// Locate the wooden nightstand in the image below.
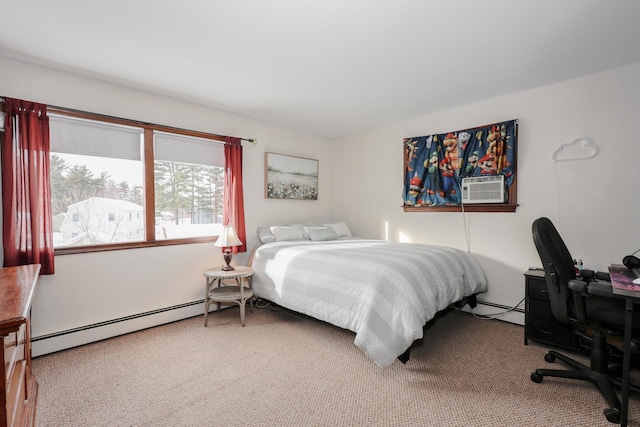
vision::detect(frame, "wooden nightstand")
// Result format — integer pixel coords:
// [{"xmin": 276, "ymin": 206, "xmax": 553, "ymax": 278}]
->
[{"xmin": 203, "ymin": 266, "xmax": 254, "ymax": 327}]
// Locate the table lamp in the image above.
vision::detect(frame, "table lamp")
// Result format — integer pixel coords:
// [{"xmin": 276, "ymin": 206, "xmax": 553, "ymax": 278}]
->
[{"xmin": 214, "ymin": 225, "xmax": 243, "ymax": 271}]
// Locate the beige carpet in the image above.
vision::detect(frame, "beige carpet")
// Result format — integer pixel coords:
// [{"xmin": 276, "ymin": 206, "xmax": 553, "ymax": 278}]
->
[{"xmin": 33, "ymin": 306, "xmax": 640, "ymax": 426}]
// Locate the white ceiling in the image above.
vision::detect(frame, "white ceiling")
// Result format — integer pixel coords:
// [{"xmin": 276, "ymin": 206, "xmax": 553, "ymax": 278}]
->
[{"xmin": 1, "ymin": 1, "xmax": 640, "ymax": 139}]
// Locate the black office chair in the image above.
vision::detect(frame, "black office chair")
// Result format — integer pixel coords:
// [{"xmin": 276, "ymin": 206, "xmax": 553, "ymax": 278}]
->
[{"xmin": 530, "ymin": 217, "xmax": 640, "ymax": 423}]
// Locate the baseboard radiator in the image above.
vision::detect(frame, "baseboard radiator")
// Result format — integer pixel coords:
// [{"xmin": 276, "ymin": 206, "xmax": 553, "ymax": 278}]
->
[
  {"xmin": 465, "ymin": 298, "xmax": 525, "ymax": 325},
  {"xmin": 32, "ymin": 297, "xmax": 524, "ymax": 357},
  {"xmin": 32, "ymin": 299, "xmax": 206, "ymax": 357}
]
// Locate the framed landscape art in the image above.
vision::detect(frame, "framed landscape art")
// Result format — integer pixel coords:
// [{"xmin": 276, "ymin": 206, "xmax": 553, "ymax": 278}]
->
[{"xmin": 265, "ymin": 152, "xmax": 318, "ymax": 200}]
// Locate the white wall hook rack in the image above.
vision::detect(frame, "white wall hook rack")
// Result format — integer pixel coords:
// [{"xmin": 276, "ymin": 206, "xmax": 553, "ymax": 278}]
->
[{"xmin": 552, "ymin": 137, "xmax": 599, "ymax": 162}]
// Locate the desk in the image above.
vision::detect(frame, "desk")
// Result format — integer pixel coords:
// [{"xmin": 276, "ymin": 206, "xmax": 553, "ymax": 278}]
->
[
  {"xmin": 203, "ymin": 266, "xmax": 254, "ymax": 327},
  {"xmin": 609, "ymin": 264, "xmax": 640, "ymax": 427}
]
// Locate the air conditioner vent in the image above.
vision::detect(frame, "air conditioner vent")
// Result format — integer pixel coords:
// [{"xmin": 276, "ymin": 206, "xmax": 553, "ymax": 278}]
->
[{"xmin": 461, "ymin": 175, "xmax": 505, "ymax": 204}]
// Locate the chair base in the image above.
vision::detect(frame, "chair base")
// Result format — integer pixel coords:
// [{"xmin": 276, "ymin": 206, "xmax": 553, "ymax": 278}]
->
[{"xmin": 531, "ymin": 349, "xmax": 640, "ymax": 424}]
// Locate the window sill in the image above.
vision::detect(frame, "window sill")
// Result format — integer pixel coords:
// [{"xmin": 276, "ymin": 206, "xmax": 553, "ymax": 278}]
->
[
  {"xmin": 403, "ymin": 204, "xmax": 518, "ymax": 213},
  {"xmin": 54, "ymin": 236, "xmax": 216, "ymax": 255}
]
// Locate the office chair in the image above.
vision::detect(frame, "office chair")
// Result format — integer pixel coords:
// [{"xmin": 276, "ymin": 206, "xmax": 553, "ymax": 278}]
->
[{"xmin": 530, "ymin": 217, "xmax": 640, "ymax": 423}]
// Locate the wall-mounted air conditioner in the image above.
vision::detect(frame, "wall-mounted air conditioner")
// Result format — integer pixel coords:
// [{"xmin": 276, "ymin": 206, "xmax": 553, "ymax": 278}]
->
[{"xmin": 461, "ymin": 175, "xmax": 505, "ymax": 204}]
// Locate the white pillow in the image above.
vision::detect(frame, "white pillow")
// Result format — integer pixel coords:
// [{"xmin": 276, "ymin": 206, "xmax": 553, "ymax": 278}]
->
[
  {"xmin": 304, "ymin": 226, "xmax": 339, "ymax": 241},
  {"xmin": 323, "ymin": 221, "xmax": 352, "ymax": 238},
  {"xmin": 288, "ymin": 222, "xmax": 318, "ymax": 240},
  {"xmin": 257, "ymin": 226, "xmax": 276, "ymax": 244},
  {"xmin": 270, "ymin": 226, "xmax": 305, "ymax": 241}
]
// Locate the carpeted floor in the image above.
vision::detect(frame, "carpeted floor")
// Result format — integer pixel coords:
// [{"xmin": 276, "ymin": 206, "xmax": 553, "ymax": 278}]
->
[{"xmin": 33, "ymin": 305, "xmax": 640, "ymax": 426}]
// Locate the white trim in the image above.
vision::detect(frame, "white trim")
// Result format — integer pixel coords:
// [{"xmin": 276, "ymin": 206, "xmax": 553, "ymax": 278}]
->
[{"xmin": 32, "ymin": 303, "xmax": 206, "ymax": 357}]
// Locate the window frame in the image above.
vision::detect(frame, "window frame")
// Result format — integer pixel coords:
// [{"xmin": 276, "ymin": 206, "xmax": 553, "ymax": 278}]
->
[{"xmin": 50, "ymin": 107, "xmax": 226, "ymax": 255}]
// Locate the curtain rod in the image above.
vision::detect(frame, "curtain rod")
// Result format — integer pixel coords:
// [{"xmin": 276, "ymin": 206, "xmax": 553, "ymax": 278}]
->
[
  {"xmin": 403, "ymin": 118, "xmax": 519, "ymax": 141},
  {"xmin": 0, "ymin": 96, "xmax": 257, "ymax": 145}
]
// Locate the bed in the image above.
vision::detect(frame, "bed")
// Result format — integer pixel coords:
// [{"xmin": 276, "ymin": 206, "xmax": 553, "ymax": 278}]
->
[{"xmin": 249, "ymin": 222, "xmax": 488, "ymax": 367}]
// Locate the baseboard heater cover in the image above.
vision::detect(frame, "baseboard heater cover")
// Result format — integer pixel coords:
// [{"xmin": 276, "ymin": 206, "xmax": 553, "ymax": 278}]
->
[
  {"xmin": 32, "ymin": 298, "xmax": 523, "ymax": 356},
  {"xmin": 464, "ymin": 298, "xmax": 525, "ymax": 326},
  {"xmin": 32, "ymin": 299, "xmax": 207, "ymax": 357},
  {"xmin": 475, "ymin": 298, "xmax": 525, "ymax": 314}
]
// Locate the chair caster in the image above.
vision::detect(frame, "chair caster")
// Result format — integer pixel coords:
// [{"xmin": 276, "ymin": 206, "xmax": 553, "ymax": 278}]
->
[
  {"xmin": 531, "ymin": 372, "xmax": 543, "ymax": 383},
  {"xmin": 544, "ymin": 353, "xmax": 556, "ymax": 363},
  {"xmin": 603, "ymin": 408, "xmax": 620, "ymax": 424}
]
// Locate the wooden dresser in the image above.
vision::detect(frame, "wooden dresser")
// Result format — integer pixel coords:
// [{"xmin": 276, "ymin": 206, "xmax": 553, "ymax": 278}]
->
[{"xmin": 0, "ymin": 264, "xmax": 40, "ymax": 427}]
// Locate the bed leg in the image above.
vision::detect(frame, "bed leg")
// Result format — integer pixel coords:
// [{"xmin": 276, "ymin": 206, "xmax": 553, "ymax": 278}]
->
[
  {"xmin": 398, "ymin": 348, "xmax": 411, "ymax": 364},
  {"xmin": 467, "ymin": 294, "xmax": 477, "ymax": 308}
]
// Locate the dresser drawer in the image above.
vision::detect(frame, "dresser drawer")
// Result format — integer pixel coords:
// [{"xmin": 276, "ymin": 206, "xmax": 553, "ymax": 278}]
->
[
  {"xmin": 526, "ymin": 298, "xmax": 574, "ymax": 346},
  {"xmin": 6, "ymin": 359, "xmax": 27, "ymax": 426},
  {"xmin": 526, "ymin": 275, "xmax": 551, "ymax": 302},
  {"xmin": 4, "ymin": 331, "xmax": 16, "ymax": 380},
  {"xmin": 4, "ymin": 324, "xmax": 26, "ymax": 390}
]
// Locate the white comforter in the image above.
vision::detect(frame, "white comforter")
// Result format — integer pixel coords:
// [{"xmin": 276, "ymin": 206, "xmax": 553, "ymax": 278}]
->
[{"xmin": 251, "ymin": 239, "xmax": 488, "ymax": 367}]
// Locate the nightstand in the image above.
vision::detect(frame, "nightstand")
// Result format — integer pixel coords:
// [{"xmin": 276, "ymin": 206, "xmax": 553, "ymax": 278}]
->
[{"xmin": 203, "ymin": 266, "xmax": 254, "ymax": 327}]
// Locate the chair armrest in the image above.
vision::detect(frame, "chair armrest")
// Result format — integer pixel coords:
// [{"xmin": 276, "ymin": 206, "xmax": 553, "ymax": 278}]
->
[
  {"xmin": 571, "ymin": 278, "xmax": 622, "ymax": 300},
  {"xmin": 569, "ymin": 279, "xmax": 628, "ymax": 326},
  {"xmin": 585, "ymin": 280, "xmax": 628, "ymax": 302},
  {"xmin": 569, "ymin": 279, "xmax": 589, "ymax": 323},
  {"xmin": 568, "ymin": 279, "xmax": 587, "ymax": 293},
  {"xmin": 586, "ymin": 281, "xmax": 614, "ymax": 298}
]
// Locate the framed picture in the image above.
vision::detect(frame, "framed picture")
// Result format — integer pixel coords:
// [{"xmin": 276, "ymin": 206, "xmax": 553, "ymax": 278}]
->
[{"xmin": 265, "ymin": 152, "xmax": 318, "ymax": 200}]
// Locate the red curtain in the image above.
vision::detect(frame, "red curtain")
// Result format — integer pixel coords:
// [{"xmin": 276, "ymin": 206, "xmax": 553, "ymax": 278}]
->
[
  {"xmin": 1, "ymin": 98, "xmax": 55, "ymax": 274},
  {"xmin": 223, "ymin": 137, "xmax": 246, "ymax": 253}
]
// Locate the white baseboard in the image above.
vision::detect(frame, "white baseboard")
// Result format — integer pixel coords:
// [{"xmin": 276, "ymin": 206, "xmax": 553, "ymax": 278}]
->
[
  {"xmin": 32, "ymin": 298, "xmax": 525, "ymax": 358},
  {"xmin": 32, "ymin": 302, "xmax": 206, "ymax": 357},
  {"xmin": 461, "ymin": 299, "xmax": 525, "ymax": 326}
]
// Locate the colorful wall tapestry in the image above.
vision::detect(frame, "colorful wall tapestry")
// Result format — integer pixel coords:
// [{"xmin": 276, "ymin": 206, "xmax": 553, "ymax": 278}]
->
[{"xmin": 403, "ymin": 119, "xmax": 518, "ymax": 207}]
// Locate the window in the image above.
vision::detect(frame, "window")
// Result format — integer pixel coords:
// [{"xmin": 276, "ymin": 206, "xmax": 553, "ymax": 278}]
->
[
  {"xmin": 153, "ymin": 132, "xmax": 225, "ymax": 240},
  {"xmin": 48, "ymin": 111, "xmax": 226, "ymax": 253},
  {"xmin": 49, "ymin": 114, "xmax": 145, "ymax": 248}
]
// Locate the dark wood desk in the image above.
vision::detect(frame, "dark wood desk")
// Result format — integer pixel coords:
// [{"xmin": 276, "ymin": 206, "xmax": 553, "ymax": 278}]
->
[{"xmin": 609, "ymin": 264, "xmax": 640, "ymax": 427}]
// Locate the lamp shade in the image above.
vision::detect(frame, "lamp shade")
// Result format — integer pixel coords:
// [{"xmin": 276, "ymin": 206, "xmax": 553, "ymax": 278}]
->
[{"xmin": 214, "ymin": 225, "xmax": 243, "ymax": 247}]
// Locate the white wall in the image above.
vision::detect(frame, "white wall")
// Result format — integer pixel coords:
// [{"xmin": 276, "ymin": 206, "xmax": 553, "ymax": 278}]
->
[
  {"xmin": 3, "ymin": 56, "xmax": 640, "ymax": 353},
  {"xmin": 332, "ymin": 62, "xmax": 640, "ymax": 321},
  {"xmin": 0, "ymin": 58, "xmax": 334, "ymax": 354}
]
